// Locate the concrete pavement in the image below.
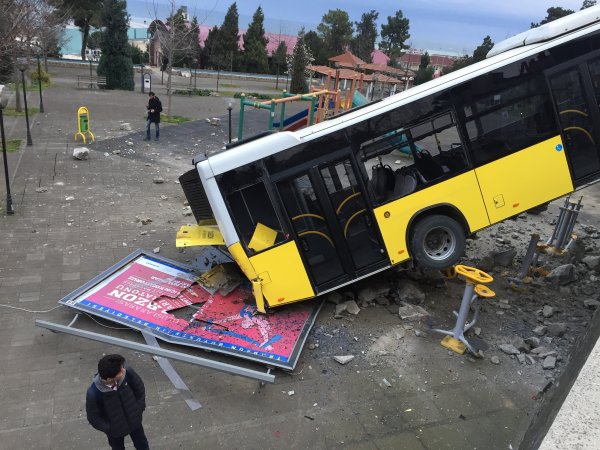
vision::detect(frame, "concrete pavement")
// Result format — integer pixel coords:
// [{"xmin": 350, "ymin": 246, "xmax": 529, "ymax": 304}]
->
[{"xmin": 0, "ymin": 65, "xmax": 590, "ymax": 449}]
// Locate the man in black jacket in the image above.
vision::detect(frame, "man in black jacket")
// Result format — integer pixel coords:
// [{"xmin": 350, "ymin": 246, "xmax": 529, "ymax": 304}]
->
[
  {"xmin": 145, "ymin": 92, "xmax": 162, "ymax": 141},
  {"xmin": 86, "ymin": 354, "xmax": 150, "ymax": 450}
]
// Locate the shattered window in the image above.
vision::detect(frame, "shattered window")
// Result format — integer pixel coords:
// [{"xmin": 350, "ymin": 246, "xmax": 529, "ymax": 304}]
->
[{"xmin": 227, "ymin": 182, "xmax": 285, "ymax": 254}]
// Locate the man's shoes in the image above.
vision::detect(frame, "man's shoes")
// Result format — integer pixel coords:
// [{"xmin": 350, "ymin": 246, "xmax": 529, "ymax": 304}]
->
[
  {"xmin": 144, "ymin": 138, "xmax": 151, "ymax": 141},
  {"xmin": 154, "ymin": 138, "xmax": 159, "ymax": 141}
]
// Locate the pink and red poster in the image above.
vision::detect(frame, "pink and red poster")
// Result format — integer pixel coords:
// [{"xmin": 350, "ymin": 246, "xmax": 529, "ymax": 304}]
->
[{"xmin": 61, "ymin": 251, "xmax": 320, "ymax": 369}]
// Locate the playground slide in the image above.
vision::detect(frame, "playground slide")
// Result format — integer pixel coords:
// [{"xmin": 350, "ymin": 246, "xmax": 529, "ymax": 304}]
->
[
  {"xmin": 352, "ymin": 91, "xmax": 369, "ymax": 107},
  {"xmin": 284, "ymin": 117, "xmax": 308, "ymax": 132},
  {"xmin": 273, "ymin": 109, "xmax": 309, "ymax": 129}
]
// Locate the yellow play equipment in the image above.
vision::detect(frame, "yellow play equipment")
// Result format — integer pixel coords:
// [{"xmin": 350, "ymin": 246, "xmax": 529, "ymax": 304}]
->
[
  {"xmin": 435, "ymin": 265, "xmax": 496, "ymax": 355},
  {"xmin": 74, "ymin": 106, "xmax": 94, "ymax": 143}
]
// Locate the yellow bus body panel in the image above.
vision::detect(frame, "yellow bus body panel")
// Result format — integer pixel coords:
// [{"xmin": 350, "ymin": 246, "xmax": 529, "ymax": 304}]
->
[
  {"xmin": 228, "ymin": 242, "xmax": 258, "ymax": 280},
  {"xmin": 373, "ymin": 171, "xmax": 490, "ymax": 265},
  {"xmin": 475, "ymin": 136, "xmax": 573, "ymax": 223},
  {"xmin": 249, "ymin": 241, "xmax": 315, "ymax": 306}
]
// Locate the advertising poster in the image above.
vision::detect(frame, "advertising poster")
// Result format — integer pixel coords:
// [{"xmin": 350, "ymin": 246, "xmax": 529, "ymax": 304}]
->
[{"xmin": 60, "ymin": 250, "xmax": 321, "ymax": 370}]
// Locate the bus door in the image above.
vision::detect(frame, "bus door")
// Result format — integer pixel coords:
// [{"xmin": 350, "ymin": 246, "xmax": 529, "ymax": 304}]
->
[
  {"xmin": 547, "ymin": 58, "xmax": 600, "ymax": 185},
  {"xmin": 277, "ymin": 159, "xmax": 387, "ymax": 293}
]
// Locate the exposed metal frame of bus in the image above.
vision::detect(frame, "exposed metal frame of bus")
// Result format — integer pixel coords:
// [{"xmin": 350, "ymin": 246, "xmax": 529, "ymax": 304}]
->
[{"xmin": 35, "ymin": 317, "xmax": 276, "ymax": 384}]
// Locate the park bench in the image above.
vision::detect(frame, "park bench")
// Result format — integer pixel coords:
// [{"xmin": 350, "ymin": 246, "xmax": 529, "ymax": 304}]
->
[{"xmin": 76, "ymin": 75, "xmax": 107, "ymax": 90}]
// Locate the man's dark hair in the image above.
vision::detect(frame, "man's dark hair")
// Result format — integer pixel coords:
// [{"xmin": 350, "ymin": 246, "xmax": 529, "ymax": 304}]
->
[
  {"xmin": 98, "ymin": 354, "xmax": 125, "ymax": 379},
  {"xmin": 148, "ymin": 91, "xmax": 155, "ymax": 96}
]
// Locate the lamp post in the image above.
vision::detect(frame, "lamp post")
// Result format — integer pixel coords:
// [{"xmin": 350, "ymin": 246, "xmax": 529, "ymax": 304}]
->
[
  {"xmin": 193, "ymin": 58, "xmax": 198, "ymax": 91},
  {"xmin": 35, "ymin": 51, "xmax": 45, "ymax": 113},
  {"xmin": 89, "ymin": 58, "xmax": 93, "ymax": 88},
  {"xmin": 0, "ymin": 91, "xmax": 15, "ymax": 215},
  {"xmin": 227, "ymin": 101, "xmax": 232, "ymax": 143},
  {"xmin": 16, "ymin": 58, "xmax": 32, "ymax": 146}
]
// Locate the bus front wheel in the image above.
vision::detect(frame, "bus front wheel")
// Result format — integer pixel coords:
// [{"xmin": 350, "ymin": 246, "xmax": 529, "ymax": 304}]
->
[{"xmin": 410, "ymin": 215, "xmax": 466, "ymax": 269}]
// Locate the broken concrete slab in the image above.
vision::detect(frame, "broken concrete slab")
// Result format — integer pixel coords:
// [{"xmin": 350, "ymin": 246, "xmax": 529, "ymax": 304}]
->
[
  {"xmin": 546, "ymin": 264, "xmax": 577, "ymax": 285},
  {"xmin": 73, "ymin": 147, "xmax": 89, "ymax": 160},
  {"xmin": 397, "ymin": 281, "xmax": 426, "ymax": 304},
  {"xmin": 542, "ymin": 356, "xmax": 557, "ymax": 370},
  {"xmin": 499, "ymin": 344, "xmax": 520, "ymax": 355},
  {"xmin": 333, "ymin": 355, "xmax": 355, "ymax": 365},
  {"xmin": 398, "ymin": 302, "xmax": 429, "ymax": 320}
]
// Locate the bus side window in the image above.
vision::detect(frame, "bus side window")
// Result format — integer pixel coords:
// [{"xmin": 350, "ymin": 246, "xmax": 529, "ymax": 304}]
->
[
  {"xmin": 227, "ymin": 183, "xmax": 285, "ymax": 254},
  {"xmin": 461, "ymin": 73, "xmax": 556, "ymax": 166}
]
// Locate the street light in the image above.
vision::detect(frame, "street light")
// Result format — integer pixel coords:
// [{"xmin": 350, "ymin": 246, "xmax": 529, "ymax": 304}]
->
[
  {"xmin": 193, "ymin": 58, "xmax": 198, "ymax": 91},
  {"xmin": 16, "ymin": 57, "xmax": 32, "ymax": 146},
  {"xmin": 35, "ymin": 48, "xmax": 45, "ymax": 113},
  {"xmin": 0, "ymin": 88, "xmax": 15, "ymax": 215},
  {"xmin": 227, "ymin": 101, "xmax": 232, "ymax": 143}
]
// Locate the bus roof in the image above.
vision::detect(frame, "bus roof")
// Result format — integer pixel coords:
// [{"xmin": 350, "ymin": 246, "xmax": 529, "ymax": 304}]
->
[
  {"xmin": 203, "ymin": 10, "xmax": 600, "ymax": 178},
  {"xmin": 488, "ymin": 4, "xmax": 600, "ymax": 57}
]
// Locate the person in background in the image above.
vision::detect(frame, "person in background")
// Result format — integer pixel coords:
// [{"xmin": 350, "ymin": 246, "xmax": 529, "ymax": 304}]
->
[
  {"xmin": 86, "ymin": 354, "xmax": 150, "ymax": 450},
  {"xmin": 145, "ymin": 91, "xmax": 162, "ymax": 141}
]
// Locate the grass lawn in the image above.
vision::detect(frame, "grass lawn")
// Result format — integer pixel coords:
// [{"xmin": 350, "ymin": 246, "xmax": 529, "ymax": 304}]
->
[
  {"xmin": 2, "ymin": 106, "xmax": 40, "ymax": 117},
  {"xmin": 160, "ymin": 113, "xmax": 191, "ymax": 124},
  {"xmin": 6, "ymin": 139, "xmax": 22, "ymax": 152},
  {"xmin": 6, "ymin": 81, "xmax": 50, "ymax": 92}
]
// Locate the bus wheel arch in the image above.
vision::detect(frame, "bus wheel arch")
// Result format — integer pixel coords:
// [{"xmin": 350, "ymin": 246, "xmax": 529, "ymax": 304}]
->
[{"xmin": 407, "ymin": 206, "xmax": 469, "ymax": 269}]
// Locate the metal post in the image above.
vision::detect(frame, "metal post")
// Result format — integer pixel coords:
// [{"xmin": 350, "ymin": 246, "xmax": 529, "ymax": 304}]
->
[
  {"xmin": 89, "ymin": 59, "xmax": 93, "ymax": 88},
  {"xmin": 237, "ymin": 94, "xmax": 245, "ymax": 140},
  {"xmin": 20, "ymin": 70, "xmax": 32, "ymax": 146},
  {"xmin": 36, "ymin": 55, "xmax": 44, "ymax": 113},
  {"xmin": 451, "ymin": 283, "xmax": 475, "ymax": 339},
  {"xmin": 267, "ymin": 101, "xmax": 275, "ymax": 130},
  {"xmin": 0, "ymin": 107, "xmax": 15, "ymax": 215},
  {"xmin": 140, "ymin": 63, "xmax": 144, "ymax": 93},
  {"xmin": 279, "ymin": 99, "xmax": 286, "ymax": 131},
  {"xmin": 216, "ymin": 67, "xmax": 220, "ymax": 93},
  {"xmin": 308, "ymin": 97, "xmax": 316, "ymax": 125},
  {"xmin": 518, "ymin": 234, "xmax": 540, "ymax": 278},
  {"xmin": 227, "ymin": 102, "xmax": 232, "ymax": 143}
]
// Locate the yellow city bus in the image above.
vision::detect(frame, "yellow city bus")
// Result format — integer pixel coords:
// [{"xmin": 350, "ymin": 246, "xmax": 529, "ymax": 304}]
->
[{"xmin": 177, "ymin": 7, "xmax": 600, "ymax": 313}]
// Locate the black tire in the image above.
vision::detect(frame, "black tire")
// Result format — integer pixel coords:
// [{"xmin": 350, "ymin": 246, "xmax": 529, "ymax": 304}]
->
[{"xmin": 410, "ymin": 214, "xmax": 466, "ymax": 269}]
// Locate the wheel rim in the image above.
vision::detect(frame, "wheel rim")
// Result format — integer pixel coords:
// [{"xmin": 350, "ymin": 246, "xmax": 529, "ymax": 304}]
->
[{"xmin": 422, "ymin": 226, "xmax": 456, "ymax": 261}]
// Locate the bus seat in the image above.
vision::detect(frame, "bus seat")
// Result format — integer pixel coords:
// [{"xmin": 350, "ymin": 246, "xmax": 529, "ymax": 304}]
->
[
  {"xmin": 414, "ymin": 150, "xmax": 445, "ymax": 180},
  {"xmin": 393, "ymin": 169, "xmax": 418, "ymax": 197},
  {"xmin": 371, "ymin": 164, "xmax": 395, "ymax": 200}
]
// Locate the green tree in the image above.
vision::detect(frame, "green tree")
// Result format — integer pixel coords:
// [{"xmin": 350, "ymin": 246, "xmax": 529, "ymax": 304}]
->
[
  {"xmin": 271, "ymin": 40, "xmax": 287, "ymax": 89},
  {"xmin": 129, "ymin": 43, "xmax": 148, "ymax": 65},
  {"xmin": 289, "ymin": 28, "xmax": 313, "ymax": 94},
  {"xmin": 472, "ymin": 35, "xmax": 494, "ymax": 63},
  {"xmin": 53, "ymin": 0, "xmax": 103, "ymax": 60},
  {"xmin": 582, "ymin": 0, "xmax": 597, "ymax": 8},
  {"xmin": 97, "ymin": 0, "xmax": 133, "ymax": 90},
  {"xmin": 442, "ymin": 55, "xmax": 472, "ymax": 75},
  {"xmin": 168, "ymin": 8, "xmax": 190, "ymax": 67},
  {"xmin": 88, "ymin": 30, "xmax": 104, "ymax": 50},
  {"xmin": 201, "ymin": 25, "xmax": 220, "ymax": 69},
  {"xmin": 352, "ymin": 11, "xmax": 379, "ymax": 63},
  {"xmin": 531, "ymin": 7, "xmax": 574, "ymax": 28},
  {"xmin": 242, "ymin": 6, "xmax": 269, "ymax": 73},
  {"xmin": 413, "ymin": 52, "xmax": 434, "ymax": 85},
  {"xmin": 304, "ymin": 30, "xmax": 328, "ymax": 66},
  {"xmin": 190, "ymin": 16, "xmax": 202, "ymax": 66},
  {"xmin": 380, "ymin": 10, "xmax": 411, "ymax": 66},
  {"xmin": 220, "ymin": 2, "xmax": 240, "ymax": 71},
  {"xmin": 317, "ymin": 9, "xmax": 353, "ymax": 58}
]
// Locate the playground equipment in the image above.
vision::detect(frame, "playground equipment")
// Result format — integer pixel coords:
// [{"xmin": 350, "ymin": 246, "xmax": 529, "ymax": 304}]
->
[
  {"xmin": 236, "ymin": 70, "xmax": 369, "ymax": 140},
  {"xmin": 434, "ymin": 265, "xmax": 496, "ymax": 355},
  {"xmin": 74, "ymin": 106, "xmax": 95, "ymax": 143}
]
